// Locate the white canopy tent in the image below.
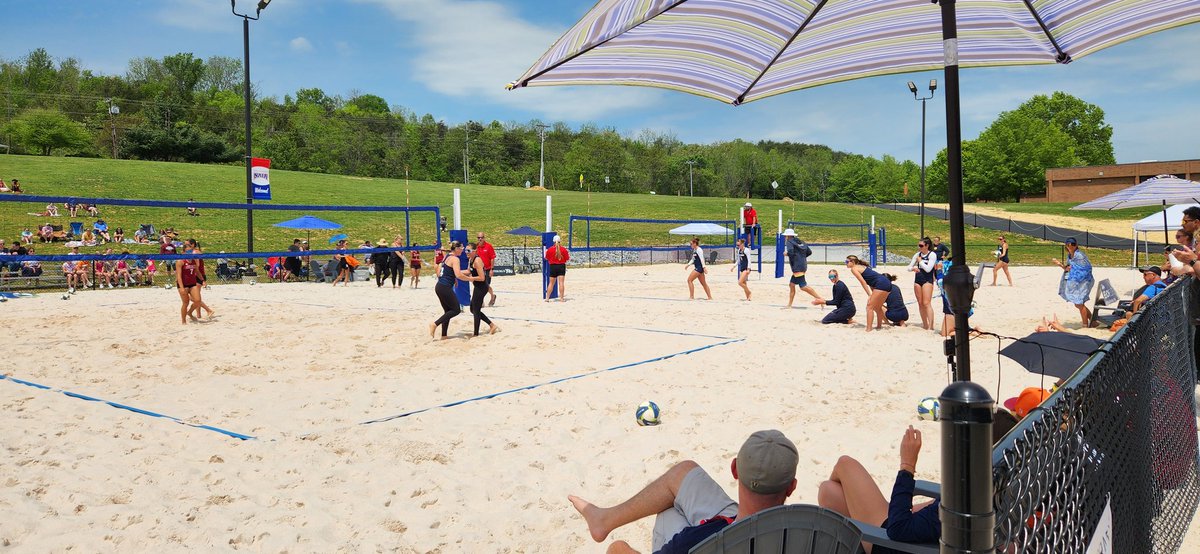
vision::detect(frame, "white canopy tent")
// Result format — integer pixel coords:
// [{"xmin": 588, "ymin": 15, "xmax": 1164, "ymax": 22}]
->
[
  {"xmin": 668, "ymin": 223, "xmax": 735, "ymax": 236},
  {"xmin": 1131, "ymin": 204, "xmax": 1198, "ymax": 266}
]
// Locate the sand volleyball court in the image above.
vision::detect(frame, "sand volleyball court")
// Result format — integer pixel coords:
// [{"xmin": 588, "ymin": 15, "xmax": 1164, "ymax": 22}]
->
[{"xmin": 2, "ymin": 263, "xmax": 1195, "ymax": 551}]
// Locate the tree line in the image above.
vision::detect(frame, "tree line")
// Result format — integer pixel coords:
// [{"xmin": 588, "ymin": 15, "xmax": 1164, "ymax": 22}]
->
[{"xmin": 1, "ymin": 49, "xmax": 1114, "ymax": 202}]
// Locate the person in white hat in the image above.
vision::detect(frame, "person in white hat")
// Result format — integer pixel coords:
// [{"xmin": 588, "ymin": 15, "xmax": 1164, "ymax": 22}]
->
[
  {"xmin": 782, "ymin": 228, "xmax": 824, "ymax": 308},
  {"xmin": 544, "ymin": 234, "xmax": 569, "ymax": 301},
  {"xmin": 741, "ymin": 202, "xmax": 758, "ymax": 246}
]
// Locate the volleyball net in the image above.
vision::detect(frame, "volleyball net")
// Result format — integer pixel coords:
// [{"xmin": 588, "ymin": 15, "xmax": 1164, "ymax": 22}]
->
[
  {"xmin": 780, "ymin": 220, "xmax": 887, "ymax": 266},
  {"xmin": 567, "ymin": 215, "xmax": 739, "ymax": 266},
  {"xmin": 0, "ymin": 194, "xmax": 441, "ymax": 289}
]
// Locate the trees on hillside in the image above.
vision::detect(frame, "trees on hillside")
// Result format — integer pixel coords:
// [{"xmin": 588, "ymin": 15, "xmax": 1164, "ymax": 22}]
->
[
  {"xmin": 3, "ymin": 108, "xmax": 92, "ymax": 155},
  {"xmin": 0, "ymin": 49, "xmax": 1121, "ymax": 204},
  {"xmin": 927, "ymin": 92, "xmax": 1114, "ymax": 202}
]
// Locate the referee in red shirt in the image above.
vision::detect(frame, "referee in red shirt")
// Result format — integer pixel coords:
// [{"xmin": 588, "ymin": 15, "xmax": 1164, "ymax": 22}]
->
[
  {"xmin": 742, "ymin": 202, "xmax": 758, "ymax": 246},
  {"xmin": 476, "ymin": 231, "xmax": 497, "ymax": 306}
]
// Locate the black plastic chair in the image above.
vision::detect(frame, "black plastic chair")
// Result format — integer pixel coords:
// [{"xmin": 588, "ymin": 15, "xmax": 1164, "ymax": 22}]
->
[{"xmin": 689, "ymin": 504, "xmax": 862, "ymax": 554}]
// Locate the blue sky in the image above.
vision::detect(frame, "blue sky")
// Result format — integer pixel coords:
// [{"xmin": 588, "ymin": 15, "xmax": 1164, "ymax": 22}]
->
[{"xmin": 5, "ymin": 0, "xmax": 1198, "ymax": 165}]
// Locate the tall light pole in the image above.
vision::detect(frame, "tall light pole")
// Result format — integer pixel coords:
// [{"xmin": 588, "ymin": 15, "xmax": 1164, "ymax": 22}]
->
[
  {"xmin": 685, "ymin": 159, "xmax": 696, "ymax": 196},
  {"xmin": 231, "ymin": 0, "xmax": 270, "ymax": 262},
  {"xmin": 907, "ymin": 78, "xmax": 937, "ymax": 239},
  {"xmin": 535, "ymin": 123, "xmax": 548, "ymax": 188}
]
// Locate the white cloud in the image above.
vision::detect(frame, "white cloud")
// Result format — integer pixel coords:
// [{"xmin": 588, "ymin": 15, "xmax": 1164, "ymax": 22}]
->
[
  {"xmin": 356, "ymin": 0, "xmax": 662, "ymax": 120},
  {"xmin": 155, "ymin": 0, "xmax": 230, "ymax": 32},
  {"xmin": 335, "ymin": 41, "xmax": 353, "ymax": 56},
  {"xmin": 290, "ymin": 37, "xmax": 314, "ymax": 53}
]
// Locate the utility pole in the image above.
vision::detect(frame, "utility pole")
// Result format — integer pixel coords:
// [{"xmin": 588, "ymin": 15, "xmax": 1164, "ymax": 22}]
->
[
  {"xmin": 685, "ymin": 159, "xmax": 696, "ymax": 196},
  {"xmin": 463, "ymin": 122, "xmax": 471, "ymax": 185},
  {"xmin": 536, "ymin": 123, "xmax": 548, "ymax": 188},
  {"xmin": 106, "ymin": 98, "xmax": 120, "ymax": 159}
]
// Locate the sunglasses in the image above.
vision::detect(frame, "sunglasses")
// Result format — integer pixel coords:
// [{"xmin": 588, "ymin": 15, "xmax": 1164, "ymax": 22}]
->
[{"xmin": 827, "ymin": 275, "xmax": 837, "ymax": 279}]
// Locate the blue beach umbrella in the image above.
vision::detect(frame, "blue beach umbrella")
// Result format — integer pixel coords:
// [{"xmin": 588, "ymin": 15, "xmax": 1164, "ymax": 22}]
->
[
  {"xmin": 272, "ymin": 215, "xmax": 343, "ymax": 249},
  {"xmin": 506, "ymin": 225, "xmax": 544, "ymax": 261}
]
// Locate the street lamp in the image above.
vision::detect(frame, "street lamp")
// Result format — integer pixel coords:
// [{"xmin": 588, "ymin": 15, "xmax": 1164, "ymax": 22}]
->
[
  {"xmin": 231, "ymin": 0, "xmax": 270, "ymax": 263},
  {"xmin": 907, "ymin": 78, "xmax": 937, "ymax": 239},
  {"xmin": 684, "ymin": 159, "xmax": 697, "ymax": 196}
]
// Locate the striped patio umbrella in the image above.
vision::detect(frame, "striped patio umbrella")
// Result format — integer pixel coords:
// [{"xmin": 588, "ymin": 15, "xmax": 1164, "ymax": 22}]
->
[
  {"xmin": 509, "ymin": 0, "xmax": 1199, "ymax": 384},
  {"xmin": 1072, "ymin": 174, "xmax": 1200, "ymax": 243}
]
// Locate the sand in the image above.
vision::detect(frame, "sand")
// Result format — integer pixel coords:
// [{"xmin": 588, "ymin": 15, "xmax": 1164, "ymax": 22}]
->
[{"xmin": 1, "ymin": 263, "xmax": 1196, "ymax": 552}]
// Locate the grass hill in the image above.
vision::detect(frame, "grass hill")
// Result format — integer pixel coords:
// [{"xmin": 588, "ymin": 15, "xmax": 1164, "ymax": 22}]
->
[{"xmin": 0, "ymin": 155, "xmax": 1143, "ymax": 266}]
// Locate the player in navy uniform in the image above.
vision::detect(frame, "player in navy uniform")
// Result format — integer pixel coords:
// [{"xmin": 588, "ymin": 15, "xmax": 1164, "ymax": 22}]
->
[
  {"xmin": 731, "ymin": 238, "xmax": 751, "ymax": 300},
  {"xmin": 685, "ymin": 237, "xmax": 712, "ymax": 300}
]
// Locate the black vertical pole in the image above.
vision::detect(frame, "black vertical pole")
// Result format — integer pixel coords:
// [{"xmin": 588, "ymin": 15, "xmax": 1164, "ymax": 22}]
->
[
  {"xmin": 939, "ymin": 0, "xmax": 974, "ymax": 382},
  {"xmin": 242, "ymin": 16, "xmax": 254, "ymax": 266},
  {"xmin": 939, "ymin": 381, "xmax": 995, "ymax": 553}
]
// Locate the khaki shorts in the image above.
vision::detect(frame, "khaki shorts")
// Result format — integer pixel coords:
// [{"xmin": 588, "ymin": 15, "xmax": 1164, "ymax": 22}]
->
[{"xmin": 651, "ymin": 467, "xmax": 738, "ymax": 551}]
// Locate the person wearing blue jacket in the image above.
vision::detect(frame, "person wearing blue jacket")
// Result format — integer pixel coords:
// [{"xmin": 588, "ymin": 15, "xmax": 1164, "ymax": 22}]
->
[
  {"xmin": 817, "ymin": 426, "xmax": 939, "ymax": 553},
  {"xmin": 783, "ymin": 228, "xmax": 824, "ymax": 308},
  {"xmin": 815, "ymin": 269, "xmax": 856, "ymax": 324}
]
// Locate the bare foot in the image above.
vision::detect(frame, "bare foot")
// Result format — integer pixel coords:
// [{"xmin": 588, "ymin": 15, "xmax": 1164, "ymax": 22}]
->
[
  {"xmin": 428, "ymin": 322, "xmax": 436, "ymax": 339},
  {"xmin": 567, "ymin": 495, "xmax": 610, "ymax": 543},
  {"xmin": 488, "ymin": 295, "xmax": 496, "ymax": 307},
  {"xmin": 489, "ymin": 324, "xmax": 500, "ymax": 335}
]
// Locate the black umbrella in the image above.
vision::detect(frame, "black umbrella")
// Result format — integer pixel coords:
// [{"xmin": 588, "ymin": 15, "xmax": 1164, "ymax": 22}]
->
[
  {"xmin": 999, "ymin": 332, "xmax": 1106, "ymax": 380},
  {"xmin": 506, "ymin": 226, "xmax": 544, "ymax": 266}
]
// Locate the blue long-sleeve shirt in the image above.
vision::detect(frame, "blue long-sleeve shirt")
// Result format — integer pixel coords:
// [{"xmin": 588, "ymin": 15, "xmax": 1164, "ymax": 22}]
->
[
  {"xmin": 884, "ymin": 470, "xmax": 940, "ymax": 543},
  {"xmin": 825, "ymin": 281, "xmax": 854, "ymax": 310}
]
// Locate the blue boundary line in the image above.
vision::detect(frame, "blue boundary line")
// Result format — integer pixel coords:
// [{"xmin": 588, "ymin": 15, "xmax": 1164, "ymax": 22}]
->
[
  {"xmin": 0, "ymin": 374, "xmax": 256, "ymax": 440},
  {"xmin": 360, "ymin": 337, "xmax": 744, "ymax": 425}
]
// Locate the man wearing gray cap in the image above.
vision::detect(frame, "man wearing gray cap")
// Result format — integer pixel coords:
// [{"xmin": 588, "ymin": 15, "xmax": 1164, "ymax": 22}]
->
[{"xmin": 569, "ymin": 430, "xmax": 798, "ymax": 554}]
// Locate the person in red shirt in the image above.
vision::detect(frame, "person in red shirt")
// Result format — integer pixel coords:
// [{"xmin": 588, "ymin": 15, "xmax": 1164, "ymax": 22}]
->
[
  {"xmin": 410, "ymin": 246, "xmax": 423, "ymax": 288},
  {"xmin": 544, "ymin": 235, "xmax": 569, "ymax": 301},
  {"xmin": 742, "ymin": 202, "xmax": 758, "ymax": 246},
  {"xmin": 476, "ymin": 231, "xmax": 498, "ymax": 306}
]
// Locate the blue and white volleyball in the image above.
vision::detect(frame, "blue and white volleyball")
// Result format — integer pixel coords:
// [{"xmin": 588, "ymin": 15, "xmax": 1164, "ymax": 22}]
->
[
  {"xmin": 917, "ymin": 397, "xmax": 940, "ymax": 421},
  {"xmin": 635, "ymin": 401, "xmax": 661, "ymax": 426}
]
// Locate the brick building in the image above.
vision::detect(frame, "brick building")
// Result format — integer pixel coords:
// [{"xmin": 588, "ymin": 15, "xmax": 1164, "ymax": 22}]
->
[{"xmin": 1036, "ymin": 159, "xmax": 1200, "ymax": 203}]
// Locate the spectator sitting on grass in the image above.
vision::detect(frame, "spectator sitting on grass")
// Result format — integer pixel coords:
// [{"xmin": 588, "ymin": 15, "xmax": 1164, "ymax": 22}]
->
[
  {"xmin": 85, "ymin": 203, "xmax": 99, "ymax": 216},
  {"xmin": 66, "ymin": 201, "xmax": 79, "ymax": 217},
  {"xmin": 81, "ymin": 229, "xmax": 96, "ymax": 246},
  {"xmin": 21, "ymin": 228, "xmax": 34, "ymax": 245},
  {"xmin": 9, "ymin": 179, "xmax": 21, "ymax": 193},
  {"xmin": 44, "ymin": 203, "xmax": 59, "ymax": 217},
  {"xmin": 39, "ymin": 222, "xmax": 53, "ymax": 243},
  {"xmin": 0, "ymin": 179, "xmax": 7, "ymax": 192},
  {"xmin": 94, "ymin": 219, "xmax": 111, "ymax": 243},
  {"xmin": 187, "ymin": 198, "xmax": 199, "ymax": 216}
]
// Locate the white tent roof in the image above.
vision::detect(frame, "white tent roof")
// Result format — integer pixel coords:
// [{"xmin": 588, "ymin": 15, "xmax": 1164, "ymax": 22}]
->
[
  {"xmin": 668, "ymin": 223, "xmax": 734, "ymax": 236},
  {"xmin": 1132, "ymin": 204, "xmax": 1200, "ymax": 232}
]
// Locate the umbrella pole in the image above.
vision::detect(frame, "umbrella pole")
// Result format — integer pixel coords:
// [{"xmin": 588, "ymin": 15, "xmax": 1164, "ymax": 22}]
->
[
  {"xmin": 1162, "ymin": 199, "xmax": 1169, "ymax": 246},
  {"xmin": 939, "ymin": 0, "xmax": 973, "ymax": 383}
]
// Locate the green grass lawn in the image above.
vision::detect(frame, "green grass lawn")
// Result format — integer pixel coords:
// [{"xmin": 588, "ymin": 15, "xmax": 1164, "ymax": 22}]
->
[{"xmin": 0, "ymin": 155, "xmax": 1135, "ymax": 266}]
